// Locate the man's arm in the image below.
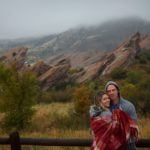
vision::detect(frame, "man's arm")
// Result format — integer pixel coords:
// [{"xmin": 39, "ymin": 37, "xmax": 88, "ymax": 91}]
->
[{"xmin": 127, "ymin": 103, "xmax": 138, "ymax": 122}]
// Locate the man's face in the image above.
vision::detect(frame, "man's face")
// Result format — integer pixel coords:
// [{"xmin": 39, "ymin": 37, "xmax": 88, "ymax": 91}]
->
[{"xmin": 107, "ymin": 84, "xmax": 119, "ymax": 101}]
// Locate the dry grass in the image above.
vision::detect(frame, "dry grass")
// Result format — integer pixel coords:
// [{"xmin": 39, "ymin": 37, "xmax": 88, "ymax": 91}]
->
[
  {"xmin": 0, "ymin": 102, "xmax": 149, "ymax": 150},
  {"xmin": 28, "ymin": 103, "xmax": 73, "ymax": 132},
  {"xmin": 138, "ymin": 116, "xmax": 150, "ymax": 139},
  {"xmin": 0, "ymin": 102, "xmax": 149, "ymax": 138},
  {"xmin": 34, "ymin": 102, "xmax": 72, "ymax": 116},
  {"xmin": 22, "ymin": 129, "xmax": 90, "ymax": 139}
]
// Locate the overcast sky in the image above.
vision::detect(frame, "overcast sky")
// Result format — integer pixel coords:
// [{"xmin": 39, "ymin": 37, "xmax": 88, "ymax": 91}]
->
[{"xmin": 0, "ymin": 0, "xmax": 150, "ymax": 39}]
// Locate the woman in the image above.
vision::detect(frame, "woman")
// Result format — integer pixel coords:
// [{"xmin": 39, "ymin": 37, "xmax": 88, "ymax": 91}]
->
[{"xmin": 90, "ymin": 91, "xmax": 138, "ymax": 150}]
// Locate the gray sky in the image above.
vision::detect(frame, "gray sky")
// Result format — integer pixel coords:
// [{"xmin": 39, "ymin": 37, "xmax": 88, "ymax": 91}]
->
[{"xmin": 0, "ymin": 0, "xmax": 150, "ymax": 39}]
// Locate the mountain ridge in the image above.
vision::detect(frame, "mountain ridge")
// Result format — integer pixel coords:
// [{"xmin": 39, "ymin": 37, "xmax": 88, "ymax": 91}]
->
[
  {"xmin": 0, "ymin": 32, "xmax": 149, "ymax": 90},
  {"xmin": 0, "ymin": 17, "xmax": 150, "ymax": 58}
]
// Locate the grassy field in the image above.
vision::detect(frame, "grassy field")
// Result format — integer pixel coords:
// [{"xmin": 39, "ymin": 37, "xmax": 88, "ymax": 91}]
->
[
  {"xmin": 0, "ymin": 102, "xmax": 149, "ymax": 150},
  {"xmin": 28, "ymin": 103, "xmax": 150, "ymax": 138}
]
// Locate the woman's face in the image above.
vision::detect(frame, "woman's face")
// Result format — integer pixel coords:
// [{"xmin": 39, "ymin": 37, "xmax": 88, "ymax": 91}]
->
[{"xmin": 100, "ymin": 94, "xmax": 110, "ymax": 108}]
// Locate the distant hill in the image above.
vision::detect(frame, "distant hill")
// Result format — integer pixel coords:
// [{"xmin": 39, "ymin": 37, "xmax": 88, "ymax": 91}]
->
[
  {"xmin": 0, "ymin": 35, "xmax": 55, "ymax": 52},
  {"xmin": 0, "ymin": 17, "xmax": 150, "ymax": 62}
]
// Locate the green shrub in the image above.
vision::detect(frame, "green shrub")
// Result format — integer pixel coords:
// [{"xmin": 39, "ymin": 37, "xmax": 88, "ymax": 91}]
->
[
  {"xmin": 73, "ymin": 85, "xmax": 92, "ymax": 116},
  {"xmin": 0, "ymin": 64, "xmax": 39, "ymax": 130},
  {"xmin": 111, "ymin": 67, "xmax": 127, "ymax": 80},
  {"xmin": 127, "ymin": 70, "xmax": 142, "ymax": 84},
  {"xmin": 72, "ymin": 85, "xmax": 91, "ymax": 127},
  {"xmin": 121, "ymin": 83, "xmax": 138, "ymax": 104},
  {"xmin": 121, "ymin": 79, "xmax": 150, "ymax": 115},
  {"xmin": 138, "ymin": 77, "xmax": 150, "ymax": 91},
  {"xmin": 41, "ymin": 89, "xmax": 73, "ymax": 103},
  {"xmin": 143, "ymin": 65, "xmax": 150, "ymax": 73},
  {"xmin": 136, "ymin": 90, "xmax": 150, "ymax": 115},
  {"xmin": 68, "ymin": 68, "xmax": 83, "ymax": 75},
  {"xmin": 136, "ymin": 48, "xmax": 150, "ymax": 64}
]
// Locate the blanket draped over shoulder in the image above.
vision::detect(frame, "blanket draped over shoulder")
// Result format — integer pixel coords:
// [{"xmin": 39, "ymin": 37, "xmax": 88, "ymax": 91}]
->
[{"xmin": 90, "ymin": 109, "xmax": 138, "ymax": 150}]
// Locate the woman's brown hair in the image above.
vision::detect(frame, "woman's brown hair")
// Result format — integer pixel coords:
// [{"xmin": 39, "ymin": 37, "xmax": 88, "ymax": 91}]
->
[{"xmin": 96, "ymin": 91, "xmax": 108, "ymax": 103}]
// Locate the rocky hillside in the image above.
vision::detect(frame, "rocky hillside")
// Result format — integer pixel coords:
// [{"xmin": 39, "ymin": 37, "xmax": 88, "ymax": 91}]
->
[
  {"xmin": 27, "ymin": 17, "xmax": 150, "ymax": 61},
  {"xmin": 0, "ymin": 47, "xmax": 28, "ymax": 70},
  {"xmin": 0, "ymin": 32, "xmax": 149, "ymax": 90}
]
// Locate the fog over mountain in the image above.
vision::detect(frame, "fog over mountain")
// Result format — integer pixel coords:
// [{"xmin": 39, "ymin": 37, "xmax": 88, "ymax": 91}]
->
[
  {"xmin": 0, "ymin": 17, "xmax": 150, "ymax": 60},
  {"xmin": 0, "ymin": 0, "xmax": 150, "ymax": 39}
]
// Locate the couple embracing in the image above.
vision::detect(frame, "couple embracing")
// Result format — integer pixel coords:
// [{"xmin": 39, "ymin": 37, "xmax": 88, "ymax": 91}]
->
[{"xmin": 90, "ymin": 81, "xmax": 138, "ymax": 150}]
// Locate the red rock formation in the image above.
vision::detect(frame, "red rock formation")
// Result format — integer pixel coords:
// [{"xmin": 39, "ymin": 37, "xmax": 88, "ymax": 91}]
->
[
  {"xmin": 0, "ymin": 47, "xmax": 28, "ymax": 70},
  {"xmin": 0, "ymin": 33, "xmax": 149, "ymax": 89},
  {"xmin": 101, "ymin": 32, "xmax": 142, "ymax": 75},
  {"xmin": 73, "ymin": 32, "xmax": 150, "ymax": 82},
  {"xmin": 30, "ymin": 60, "xmax": 51, "ymax": 76},
  {"xmin": 38, "ymin": 59, "xmax": 71, "ymax": 91}
]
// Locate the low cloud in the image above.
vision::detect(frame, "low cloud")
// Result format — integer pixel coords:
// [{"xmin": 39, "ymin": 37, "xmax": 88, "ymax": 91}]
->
[{"xmin": 0, "ymin": 0, "xmax": 149, "ymax": 39}]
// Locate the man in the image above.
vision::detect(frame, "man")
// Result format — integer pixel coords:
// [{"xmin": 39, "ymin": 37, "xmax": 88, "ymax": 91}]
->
[{"xmin": 105, "ymin": 81, "xmax": 138, "ymax": 150}]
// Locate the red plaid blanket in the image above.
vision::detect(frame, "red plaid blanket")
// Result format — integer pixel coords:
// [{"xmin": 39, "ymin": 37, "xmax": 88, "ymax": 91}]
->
[{"xmin": 90, "ymin": 109, "xmax": 138, "ymax": 150}]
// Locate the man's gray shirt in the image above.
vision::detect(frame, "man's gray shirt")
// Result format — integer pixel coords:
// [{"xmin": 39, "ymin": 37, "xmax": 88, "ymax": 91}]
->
[{"xmin": 110, "ymin": 98, "xmax": 137, "ymax": 121}]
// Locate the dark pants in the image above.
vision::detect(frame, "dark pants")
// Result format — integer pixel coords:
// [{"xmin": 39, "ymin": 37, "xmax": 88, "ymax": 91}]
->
[{"xmin": 126, "ymin": 143, "xmax": 136, "ymax": 150}]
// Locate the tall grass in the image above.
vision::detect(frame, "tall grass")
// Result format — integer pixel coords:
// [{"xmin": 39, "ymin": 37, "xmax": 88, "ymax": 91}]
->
[
  {"xmin": 0, "ymin": 102, "xmax": 149, "ymax": 150},
  {"xmin": 138, "ymin": 116, "xmax": 150, "ymax": 138}
]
